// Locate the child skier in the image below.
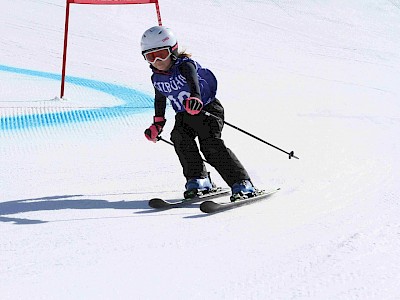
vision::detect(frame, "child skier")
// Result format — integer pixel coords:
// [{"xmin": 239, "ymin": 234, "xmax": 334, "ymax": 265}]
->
[{"xmin": 142, "ymin": 26, "xmax": 255, "ymax": 199}]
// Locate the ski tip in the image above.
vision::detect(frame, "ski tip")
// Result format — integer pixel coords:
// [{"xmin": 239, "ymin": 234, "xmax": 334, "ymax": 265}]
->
[{"xmin": 148, "ymin": 198, "xmax": 169, "ymax": 209}]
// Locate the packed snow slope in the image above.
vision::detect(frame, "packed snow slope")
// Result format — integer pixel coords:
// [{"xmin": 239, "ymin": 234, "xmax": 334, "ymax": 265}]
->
[{"xmin": 1, "ymin": 0, "xmax": 400, "ymax": 299}]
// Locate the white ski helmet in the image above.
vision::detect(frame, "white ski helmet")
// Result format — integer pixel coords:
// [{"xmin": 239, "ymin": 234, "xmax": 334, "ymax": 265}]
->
[{"xmin": 140, "ymin": 26, "xmax": 178, "ymax": 59}]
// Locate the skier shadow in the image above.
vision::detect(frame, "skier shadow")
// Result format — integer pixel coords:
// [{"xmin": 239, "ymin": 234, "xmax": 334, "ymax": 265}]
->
[{"xmin": 0, "ymin": 194, "xmax": 149, "ymax": 225}]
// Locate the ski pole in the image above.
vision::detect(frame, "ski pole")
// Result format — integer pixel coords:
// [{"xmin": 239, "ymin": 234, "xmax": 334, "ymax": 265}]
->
[
  {"xmin": 157, "ymin": 136, "xmax": 211, "ymax": 165},
  {"xmin": 157, "ymin": 136, "xmax": 174, "ymax": 147},
  {"xmin": 203, "ymin": 111, "xmax": 299, "ymax": 160}
]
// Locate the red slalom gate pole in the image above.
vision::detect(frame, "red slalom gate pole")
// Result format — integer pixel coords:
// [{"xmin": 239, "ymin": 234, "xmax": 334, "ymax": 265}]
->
[{"xmin": 60, "ymin": 0, "xmax": 71, "ymax": 98}]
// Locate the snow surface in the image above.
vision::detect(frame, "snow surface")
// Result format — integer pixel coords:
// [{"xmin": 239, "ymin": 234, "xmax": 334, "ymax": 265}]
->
[{"xmin": 1, "ymin": 0, "xmax": 400, "ymax": 299}]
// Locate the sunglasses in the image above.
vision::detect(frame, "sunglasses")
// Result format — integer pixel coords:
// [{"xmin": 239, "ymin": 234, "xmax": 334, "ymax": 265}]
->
[{"xmin": 143, "ymin": 47, "xmax": 172, "ymax": 63}]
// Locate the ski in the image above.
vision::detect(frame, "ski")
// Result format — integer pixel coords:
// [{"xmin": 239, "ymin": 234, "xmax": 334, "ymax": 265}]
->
[
  {"xmin": 200, "ymin": 188, "xmax": 280, "ymax": 214},
  {"xmin": 148, "ymin": 187, "xmax": 230, "ymax": 209}
]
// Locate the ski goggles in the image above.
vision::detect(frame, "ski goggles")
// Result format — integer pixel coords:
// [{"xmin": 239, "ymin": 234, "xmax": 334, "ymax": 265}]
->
[{"xmin": 143, "ymin": 47, "xmax": 172, "ymax": 63}]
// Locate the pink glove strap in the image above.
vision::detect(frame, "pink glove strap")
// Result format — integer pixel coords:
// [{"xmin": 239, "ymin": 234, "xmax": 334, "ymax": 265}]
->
[{"xmin": 154, "ymin": 116, "xmax": 165, "ymax": 123}]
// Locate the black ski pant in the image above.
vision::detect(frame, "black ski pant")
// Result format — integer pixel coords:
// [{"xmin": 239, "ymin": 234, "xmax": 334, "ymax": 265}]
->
[{"xmin": 170, "ymin": 98, "xmax": 250, "ymax": 187}]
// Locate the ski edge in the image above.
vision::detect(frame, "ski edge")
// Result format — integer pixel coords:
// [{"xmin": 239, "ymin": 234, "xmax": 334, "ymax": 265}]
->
[
  {"xmin": 148, "ymin": 187, "xmax": 230, "ymax": 209},
  {"xmin": 200, "ymin": 188, "xmax": 280, "ymax": 214}
]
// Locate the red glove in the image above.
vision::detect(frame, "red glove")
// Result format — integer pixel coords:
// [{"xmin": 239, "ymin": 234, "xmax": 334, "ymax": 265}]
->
[
  {"xmin": 144, "ymin": 116, "xmax": 166, "ymax": 142},
  {"xmin": 184, "ymin": 97, "xmax": 203, "ymax": 115}
]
